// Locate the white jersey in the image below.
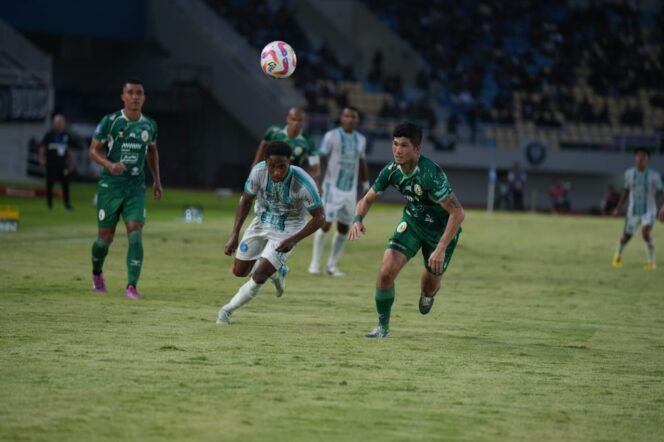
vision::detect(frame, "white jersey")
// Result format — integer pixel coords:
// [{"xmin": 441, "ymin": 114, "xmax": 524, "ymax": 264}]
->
[
  {"xmin": 244, "ymin": 162, "xmax": 321, "ymax": 233},
  {"xmin": 320, "ymin": 127, "xmax": 366, "ymax": 194},
  {"xmin": 624, "ymin": 167, "xmax": 662, "ymax": 217}
]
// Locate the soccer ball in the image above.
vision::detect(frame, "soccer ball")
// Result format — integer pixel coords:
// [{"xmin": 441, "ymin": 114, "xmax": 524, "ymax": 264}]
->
[{"xmin": 260, "ymin": 41, "xmax": 297, "ymax": 79}]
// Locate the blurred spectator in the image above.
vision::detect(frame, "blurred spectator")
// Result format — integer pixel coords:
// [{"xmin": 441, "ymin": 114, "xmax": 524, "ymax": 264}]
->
[
  {"xmin": 600, "ymin": 184, "xmax": 620, "ymax": 215},
  {"xmin": 507, "ymin": 162, "xmax": 526, "ymax": 211},
  {"xmin": 549, "ymin": 178, "xmax": 571, "ymax": 214},
  {"xmin": 495, "ymin": 176, "xmax": 512, "ymax": 211}
]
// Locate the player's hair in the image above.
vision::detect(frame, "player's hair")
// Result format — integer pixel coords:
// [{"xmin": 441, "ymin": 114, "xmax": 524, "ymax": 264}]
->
[
  {"xmin": 344, "ymin": 106, "xmax": 360, "ymax": 115},
  {"xmin": 634, "ymin": 147, "xmax": 651, "ymax": 157},
  {"xmin": 123, "ymin": 79, "xmax": 144, "ymax": 89},
  {"xmin": 265, "ymin": 141, "xmax": 292, "ymax": 160},
  {"xmin": 393, "ymin": 122, "xmax": 422, "ymax": 146}
]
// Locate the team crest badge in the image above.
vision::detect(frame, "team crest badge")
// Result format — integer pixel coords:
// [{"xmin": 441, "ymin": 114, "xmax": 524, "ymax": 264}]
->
[
  {"xmin": 240, "ymin": 242, "xmax": 249, "ymax": 252},
  {"xmin": 396, "ymin": 221, "xmax": 408, "ymax": 233},
  {"xmin": 294, "ymin": 146, "xmax": 303, "ymax": 156},
  {"xmin": 141, "ymin": 130, "xmax": 149, "ymax": 142},
  {"xmin": 414, "ymin": 184, "xmax": 423, "ymax": 196}
]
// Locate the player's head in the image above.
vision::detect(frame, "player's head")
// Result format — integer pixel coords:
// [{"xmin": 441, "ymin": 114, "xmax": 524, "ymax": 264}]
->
[
  {"xmin": 340, "ymin": 107, "xmax": 360, "ymax": 133},
  {"xmin": 286, "ymin": 107, "xmax": 306, "ymax": 134},
  {"xmin": 265, "ymin": 141, "xmax": 291, "ymax": 182},
  {"xmin": 634, "ymin": 147, "xmax": 650, "ymax": 170},
  {"xmin": 121, "ymin": 79, "xmax": 145, "ymax": 113},
  {"xmin": 52, "ymin": 114, "xmax": 66, "ymax": 132},
  {"xmin": 392, "ymin": 122, "xmax": 422, "ymax": 165}
]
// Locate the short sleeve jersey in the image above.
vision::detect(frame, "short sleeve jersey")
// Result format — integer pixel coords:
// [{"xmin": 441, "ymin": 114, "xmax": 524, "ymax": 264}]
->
[
  {"xmin": 93, "ymin": 110, "xmax": 158, "ymax": 190},
  {"xmin": 372, "ymin": 155, "xmax": 453, "ymax": 233},
  {"xmin": 320, "ymin": 127, "xmax": 366, "ymax": 193},
  {"xmin": 624, "ymin": 167, "xmax": 663, "ymax": 216},
  {"xmin": 263, "ymin": 125, "xmax": 317, "ymax": 168},
  {"xmin": 245, "ymin": 162, "xmax": 322, "ymax": 232}
]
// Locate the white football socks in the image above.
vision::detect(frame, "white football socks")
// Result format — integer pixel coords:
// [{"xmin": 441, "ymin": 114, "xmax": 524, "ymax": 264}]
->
[
  {"xmin": 223, "ymin": 279, "xmax": 263, "ymax": 313},
  {"xmin": 646, "ymin": 239, "xmax": 655, "ymax": 264},
  {"xmin": 310, "ymin": 229, "xmax": 328, "ymax": 270},
  {"xmin": 326, "ymin": 231, "xmax": 347, "ymax": 269}
]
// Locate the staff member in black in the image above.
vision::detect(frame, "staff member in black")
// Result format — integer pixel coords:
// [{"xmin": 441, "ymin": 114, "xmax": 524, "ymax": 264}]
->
[{"xmin": 39, "ymin": 114, "xmax": 77, "ymax": 210}]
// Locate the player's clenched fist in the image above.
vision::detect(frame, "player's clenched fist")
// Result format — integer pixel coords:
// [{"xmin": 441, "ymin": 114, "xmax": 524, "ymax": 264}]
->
[{"xmin": 224, "ymin": 235, "xmax": 239, "ymax": 256}]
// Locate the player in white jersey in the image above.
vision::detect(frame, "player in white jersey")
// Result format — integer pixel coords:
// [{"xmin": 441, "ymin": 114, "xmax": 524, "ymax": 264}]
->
[
  {"xmin": 612, "ymin": 148, "xmax": 663, "ymax": 270},
  {"xmin": 308, "ymin": 107, "xmax": 370, "ymax": 276},
  {"xmin": 217, "ymin": 141, "xmax": 325, "ymax": 324}
]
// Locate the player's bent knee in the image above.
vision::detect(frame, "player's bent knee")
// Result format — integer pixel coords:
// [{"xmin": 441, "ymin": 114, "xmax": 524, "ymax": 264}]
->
[
  {"xmin": 232, "ymin": 263, "xmax": 252, "ymax": 277},
  {"xmin": 378, "ymin": 268, "xmax": 398, "ymax": 287}
]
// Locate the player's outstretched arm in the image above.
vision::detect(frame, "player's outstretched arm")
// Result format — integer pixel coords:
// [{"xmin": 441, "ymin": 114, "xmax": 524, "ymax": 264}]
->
[
  {"xmin": 88, "ymin": 138, "xmax": 125, "ymax": 175},
  {"xmin": 349, "ymin": 188, "xmax": 379, "ymax": 241},
  {"xmin": 225, "ymin": 193, "xmax": 255, "ymax": 256},
  {"xmin": 429, "ymin": 193, "xmax": 466, "ymax": 275},
  {"xmin": 251, "ymin": 140, "xmax": 269, "ymax": 167},
  {"xmin": 147, "ymin": 143, "xmax": 162, "ymax": 200},
  {"xmin": 276, "ymin": 206, "xmax": 326, "ymax": 253}
]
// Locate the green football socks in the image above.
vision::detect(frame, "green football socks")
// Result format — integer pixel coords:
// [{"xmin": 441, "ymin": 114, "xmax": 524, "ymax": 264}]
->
[
  {"xmin": 127, "ymin": 231, "xmax": 143, "ymax": 287},
  {"xmin": 91, "ymin": 238, "xmax": 110, "ymax": 274},
  {"xmin": 375, "ymin": 286, "xmax": 395, "ymax": 330}
]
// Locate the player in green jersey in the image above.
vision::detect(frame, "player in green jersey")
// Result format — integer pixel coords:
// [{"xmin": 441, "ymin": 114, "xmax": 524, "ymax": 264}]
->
[
  {"xmin": 88, "ymin": 79, "xmax": 163, "ymax": 299},
  {"xmin": 349, "ymin": 122, "xmax": 465, "ymax": 338},
  {"xmin": 251, "ymin": 107, "xmax": 320, "ymax": 183}
]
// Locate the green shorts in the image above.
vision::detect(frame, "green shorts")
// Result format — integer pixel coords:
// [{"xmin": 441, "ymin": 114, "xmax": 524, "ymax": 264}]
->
[
  {"xmin": 387, "ymin": 217, "xmax": 460, "ymax": 275},
  {"xmin": 96, "ymin": 185, "xmax": 146, "ymax": 228}
]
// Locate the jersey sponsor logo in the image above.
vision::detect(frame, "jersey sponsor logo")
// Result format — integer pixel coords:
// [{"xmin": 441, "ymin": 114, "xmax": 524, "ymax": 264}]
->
[
  {"xmin": 141, "ymin": 130, "xmax": 149, "ymax": 142},
  {"xmin": 129, "ymin": 132, "xmax": 136, "ymax": 138},
  {"xmin": 414, "ymin": 184, "xmax": 424, "ymax": 196},
  {"xmin": 122, "ymin": 142, "xmax": 143, "ymax": 151},
  {"xmin": 121, "ymin": 153, "xmax": 139, "ymax": 164},
  {"xmin": 98, "ymin": 209, "xmax": 106, "ymax": 221},
  {"xmin": 240, "ymin": 242, "xmax": 249, "ymax": 252},
  {"xmin": 397, "ymin": 221, "xmax": 408, "ymax": 233}
]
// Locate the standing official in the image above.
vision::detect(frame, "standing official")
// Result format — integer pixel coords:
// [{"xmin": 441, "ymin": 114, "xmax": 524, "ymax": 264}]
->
[{"xmin": 39, "ymin": 114, "xmax": 77, "ymax": 210}]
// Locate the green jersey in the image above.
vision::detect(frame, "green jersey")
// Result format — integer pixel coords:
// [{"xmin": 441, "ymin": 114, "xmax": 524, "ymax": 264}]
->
[
  {"xmin": 93, "ymin": 110, "xmax": 158, "ymax": 190},
  {"xmin": 373, "ymin": 155, "xmax": 453, "ymax": 234},
  {"xmin": 263, "ymin": 124, "xmax": 317, "ymax": 168}
]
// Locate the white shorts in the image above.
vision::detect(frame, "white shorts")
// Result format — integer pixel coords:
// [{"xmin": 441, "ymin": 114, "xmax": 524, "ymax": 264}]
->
[
  {"xmin": 235, "ymin": 218, "xmax": 295, "ymax": 269},
  {"xmin": 322, "ymin": 182, "xmax": 356, "ymax": 225},
  {"xmin": 624, "ymin": 211, "xmax": 656, "ymax": 234}
]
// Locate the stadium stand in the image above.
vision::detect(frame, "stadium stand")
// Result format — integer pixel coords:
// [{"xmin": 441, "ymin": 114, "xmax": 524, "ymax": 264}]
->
[{"xmin": 365, "ymin": 0, "xmax": 664, "ymax": 152}]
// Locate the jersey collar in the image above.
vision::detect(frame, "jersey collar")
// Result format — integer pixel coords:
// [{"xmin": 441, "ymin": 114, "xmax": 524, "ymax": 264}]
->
[
  {"xmin": 121, "ymin": 110, "xmax": 144, "ymax": 122},
  {"xmin": 282, "ymin": 126, "xmax": 301, "ymax": 139},
  {"xmin": 397, "ymin": 164, "xmax": 420, "ymax": 178}
]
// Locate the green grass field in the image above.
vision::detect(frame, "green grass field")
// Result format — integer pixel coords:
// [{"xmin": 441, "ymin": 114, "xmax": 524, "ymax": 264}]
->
[{"xmin": 1, "ymin": 183, "xmax": 663, "ymax": 442}]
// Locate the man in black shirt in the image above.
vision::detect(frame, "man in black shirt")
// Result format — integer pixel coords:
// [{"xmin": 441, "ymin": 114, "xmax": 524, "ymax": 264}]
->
[{"xmin": 39, "ymin": 114, "xmax": 77, "ymax": 210}]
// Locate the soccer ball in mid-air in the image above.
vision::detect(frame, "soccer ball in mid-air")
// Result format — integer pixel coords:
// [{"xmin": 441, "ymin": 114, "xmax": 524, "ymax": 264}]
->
[{"xmin": 260, "ymin": 41, "xmax": 297, "ymax": 79}]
